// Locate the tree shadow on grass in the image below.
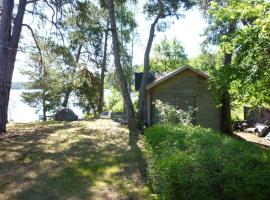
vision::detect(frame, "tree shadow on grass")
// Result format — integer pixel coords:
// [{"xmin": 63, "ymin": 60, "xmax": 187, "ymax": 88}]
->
[
  {"xmin": 0, "ymin": 122, "xmax": 79, "ymax": 197},
  {"xmin": 1, "ymin": 120, "xmax": 152, "ymax": 200}
]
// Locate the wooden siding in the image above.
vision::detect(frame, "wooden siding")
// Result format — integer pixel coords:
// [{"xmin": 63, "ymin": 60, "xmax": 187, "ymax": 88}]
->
[{"xmin": 147, "ymin": 69, "xmax": 221, "ymax": 130}]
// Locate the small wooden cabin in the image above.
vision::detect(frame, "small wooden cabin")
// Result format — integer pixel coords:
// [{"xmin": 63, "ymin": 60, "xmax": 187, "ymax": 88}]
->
[{"xmin": 136, "ymin": 66, "xmax": 222, "ymax": 131}]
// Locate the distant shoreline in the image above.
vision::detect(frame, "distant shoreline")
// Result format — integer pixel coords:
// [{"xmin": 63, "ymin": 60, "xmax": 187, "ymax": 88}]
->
[{"xmin": 11, "ymin": 82, "xmax": 27, "ymax": 90}]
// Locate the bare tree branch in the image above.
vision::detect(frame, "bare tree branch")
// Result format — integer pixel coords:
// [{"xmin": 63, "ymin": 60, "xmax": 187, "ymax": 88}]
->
[
  {"xmin": 43, "ymin": 0, "xmax": 55, "ymax": 27},
  {"xmin": 22, "ymin": 23, "xmax": 43, "ymax": 66},
  {"xmin": 25, "ymin": 9, "xmax": 65, "ymax": 44},
  {"xmin": 26, "ymin": 0, "xmax": 40, "ymax": 4}
]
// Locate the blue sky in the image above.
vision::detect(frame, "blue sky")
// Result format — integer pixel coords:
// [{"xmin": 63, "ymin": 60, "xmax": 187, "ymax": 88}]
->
[{"xmin": 13, "ymin": 5, "xmax": 207, "ymax": 82}]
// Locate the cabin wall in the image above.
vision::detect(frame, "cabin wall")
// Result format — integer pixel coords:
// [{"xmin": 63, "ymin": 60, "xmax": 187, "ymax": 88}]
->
[{"xmin": 148, "ymin": 69, "xmax": 221, "ymax": 131}]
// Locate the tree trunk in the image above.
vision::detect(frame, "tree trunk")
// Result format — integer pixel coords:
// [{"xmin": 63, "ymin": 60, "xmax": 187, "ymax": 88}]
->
[
  {"xmin": 42, "ymin": 97, "xmax": 47, "ymax": 121},
  {"xmin": 62, "ymin": 88, "xmax": 72, "ymax": 108},
  {"xmin": 0, "ymin": 86, "xmax": 11, "ymax": 132},
  {"xmin": 107, "ymin": 0, "xmax": 137, "ymax": 142},
  {"xmin": 137, "ymin": 14, "xmax": 160, "ymax": 128},
  {"xmin": 62, "ymin": 45, "xmax": 83, "ymax": 108},
  {"xmin": 98, "ymin": 21, "xmax": 109, "ymax": 114},
  {"xmin": 220, "ymin": 23, "xmax": 235, "ymax": 135},
  {"xmin": 0, "ymin": 0, "xmax": 27, "ymax": 133},
  {"xmin": 221, "ymin": 52, "xmax": 232, "ymax": 134}
]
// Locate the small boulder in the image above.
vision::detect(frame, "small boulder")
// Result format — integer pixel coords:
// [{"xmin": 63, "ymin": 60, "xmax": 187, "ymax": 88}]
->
[{"xmin": 54, "ymin": 108, "xmax": 78, "ymax": 122}]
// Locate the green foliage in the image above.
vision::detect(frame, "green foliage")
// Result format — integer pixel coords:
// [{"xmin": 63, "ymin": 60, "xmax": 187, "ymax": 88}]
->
[
  {"xmin": 144, "ymin": 0, "xmax": 195, "ymax": 20},
  {"xmin": 144, "ymin": 124, "xmax": 270, "ymax": 200},
  {"xmin": 155, "ymin": 100, "xmax": 195, "ymax": 125},
  {"xmin": 117, "ymin": 3, "xmax": 137, "ymax": 90},
  {"xmin": 188, "ymin": 50, "xmax": 223, "ymax": 72},
  {"xmin": 151, "ymin": 37, "xmax": 188, "ymax": 73},
  {"xmin": 21, "ymin": 47, "xmax": 63, "ymax": 118},
  {"xmin": 200, "ymin": 0, "xmax": 270, "ymax": 106},
  {"xmin": 37, "ymin": 1, "xmax": 104, "ymax": 113},
  {"xmin": 228, "ymin": 0, "xmax": 270, "ymax": 106},
  {"xmin": 104, "ymin": 2, "xmax": 137, "ymax": 92},
  {"xmin": 75, "ymin": 69, "xmax": 99, "ymax": 116},
  {"xmin": 107, "ymin": 89, "xmax": 124, "ymax": 112}
]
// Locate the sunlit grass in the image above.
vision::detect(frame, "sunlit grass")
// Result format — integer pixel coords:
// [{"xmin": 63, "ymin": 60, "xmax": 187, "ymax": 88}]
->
[{"xmin": 0, "ymin": 119, "xmax": 152, "ymax": 200}]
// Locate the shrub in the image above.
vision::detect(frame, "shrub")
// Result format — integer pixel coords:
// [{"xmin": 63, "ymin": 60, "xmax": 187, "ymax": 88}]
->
[
  {"xmin": 144, "ymin": 125, "xmax": 270, "ymax": 200},
  {"xmin": 155, "ymin": 100, "xmax": 196, "ymax": 125},
  {"xmin": 107, "ymin": 89, "xmax": 124, "ymax": 112}
]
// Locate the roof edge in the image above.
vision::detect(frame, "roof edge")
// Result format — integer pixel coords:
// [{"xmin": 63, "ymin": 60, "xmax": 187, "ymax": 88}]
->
[{"xmin": 146, "ymin": 66, "xmax": 209, "ymax": 90}]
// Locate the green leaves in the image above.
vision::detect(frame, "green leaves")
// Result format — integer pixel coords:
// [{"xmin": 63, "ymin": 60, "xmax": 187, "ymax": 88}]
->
[
  {"xmin": 144, "ymin": 0, "xmax": 195, "ymax": 18},
  {"xmin": 200, "ymin": 0, "xmax": 270, "ymax": 106},
  {"xmin": 143, "ymin": 0, "xmax": 195, "ymax": 34},
  {"xmin": 144, "ymin": 124, "xmax": 270, "ymax": 199},
  {"xmin": 151, "ymin": 37, "xmax": 188, "ymax": 72}
]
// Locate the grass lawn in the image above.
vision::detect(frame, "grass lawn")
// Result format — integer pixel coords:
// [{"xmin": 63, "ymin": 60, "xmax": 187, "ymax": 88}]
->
[{"xmin": 0, "ymin": 119, "xmax": 152, "ymax": 200}]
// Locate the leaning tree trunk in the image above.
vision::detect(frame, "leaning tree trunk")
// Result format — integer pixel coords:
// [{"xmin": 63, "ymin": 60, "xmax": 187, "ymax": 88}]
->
[
  {"xmin": 62, "ymin": 44, "xmax": 83, "ymax": 108},
  {"xmin": 137, "ymin": 14, "xmax": 160, "ymax": 128},
  {"xmin": 98, "ymin": 21, "xmax": 109, "ymax": 114},
  {"xmin": 62, "ymin": 88, "xmax": 72, "ymax": 108},
  {"xmin": 0, "ymin": 0, "xmax": 27, "ymax": 133},
  {"xmin": 221, "ymin": 52, "xmax": 233, "ymax": 134},
  {"xmin": 107, "ymin": 0, "xmax": 137, "ymax": 142}
]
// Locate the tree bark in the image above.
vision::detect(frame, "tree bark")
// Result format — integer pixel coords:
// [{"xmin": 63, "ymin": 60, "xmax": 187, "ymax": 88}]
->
[
  {"xmin": 62, "ymin": 44, "xmax": 83, "ymax": 108},
  {"xmin": 137, "ymin": 14, "xmax": 160, "ymax": 128},
  {"xmin": 62, "ymin": 88, "xmax": 72, "ymax": 108},
  {"xmin": 220, "ymin": 23, "xmax": 235, "ymax": 135},
  {"xmin": 98, "ymin": 21, "xmax": 109, "ymax": 114},
  {"xmin": 42, "ymin": 95, "xmax": 47, "ymax": 121},
  {"xmin": 107, "ymin": 0, "xmax": 137, "ymax": 141},
  {"xmin": 221, "ymin": 52, "xmax": 232, "ymax": 134},
  {"xmin": 0, "ymin": 0, "xmax": 27, "ymax": 133}
]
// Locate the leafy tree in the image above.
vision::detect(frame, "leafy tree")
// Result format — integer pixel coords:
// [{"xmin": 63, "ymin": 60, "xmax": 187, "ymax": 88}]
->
[
  {"xmin": 21, "ymin": 41, "xmax": 63, "ymax": 121},
  {"xmin": 0, "ymin": 0, "xmax": 72, "ymax": 132},
  {"xmin": 197, "ymin": 0, "xmax": 270, "ymax": 134},
  {"xmin": 105, "ymin": 2, "xmax": 137, "ymax": 94},
  {"xmin": 151, "ymin": 37, "xmax": 188, "ymax": 73},
  {"xmin": 75, "ymin": 69, "xmax": 99, "ymax": 117},
  {"xmin": 98, "ymin": 20, "xmax": 109, "ymax": 113},
  {"xmin": 138, "ymin": 0, "xmax": 195, "ymax": 127},
  {"xmin": 196, "ymin": 0, "xmax": 237, "ymax": 134},
  {"xmin": 188, "ymin": 50, "xmax": 223, "ymax": 72},
  {"xmin": 55, "ymin": 1, "xmax": 104, "ymax": 108},
  {"xmin": 107, "ymin": 89, "xmax": 124, "ymax": 112},
  {"xmin": 0, "ymin": 0, "xmax": 29, "ymax": 132},
  {"xmin": 107, "ymin": 0, "xmax": 138, "ymax": 142},
  {"xmin": 226, "ymin": 0, "xmax": 270, "ymax": 106},
  {"xmin": 117, "ymin": 3, "xmax": 137, "ymax": 90},
  {"xmin": 19, "ymin": 0, "xmax": 104, "ymax": 121}
]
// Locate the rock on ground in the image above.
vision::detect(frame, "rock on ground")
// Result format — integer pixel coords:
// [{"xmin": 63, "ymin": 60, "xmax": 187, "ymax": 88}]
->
[{"xmin": 54, "ymin": 108, "xmax": 78, "ymax": 122}]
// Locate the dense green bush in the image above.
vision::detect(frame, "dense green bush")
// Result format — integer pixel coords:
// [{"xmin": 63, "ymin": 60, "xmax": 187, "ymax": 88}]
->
[{"xmin": 144, "ymin": 125, "xmax": 270, "ymax": 200}]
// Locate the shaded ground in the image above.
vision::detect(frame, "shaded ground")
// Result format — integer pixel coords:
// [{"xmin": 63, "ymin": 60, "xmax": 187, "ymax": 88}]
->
[
  {"xmin": 235, "ymin": 131, "xmax": 270, "ymax": 147},
  {"xmin": 0, "ymin": 119, "xmax": 152, "ymax": 200}
]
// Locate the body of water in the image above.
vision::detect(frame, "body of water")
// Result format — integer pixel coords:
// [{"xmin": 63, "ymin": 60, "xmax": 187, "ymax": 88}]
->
[
  {"xmin": 8, "ymin": 89, "xmax": 112, "ymax": 123},
  {"xmin": 8, "ymin": 90, "xmax": 84, "ymax": 123}
]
